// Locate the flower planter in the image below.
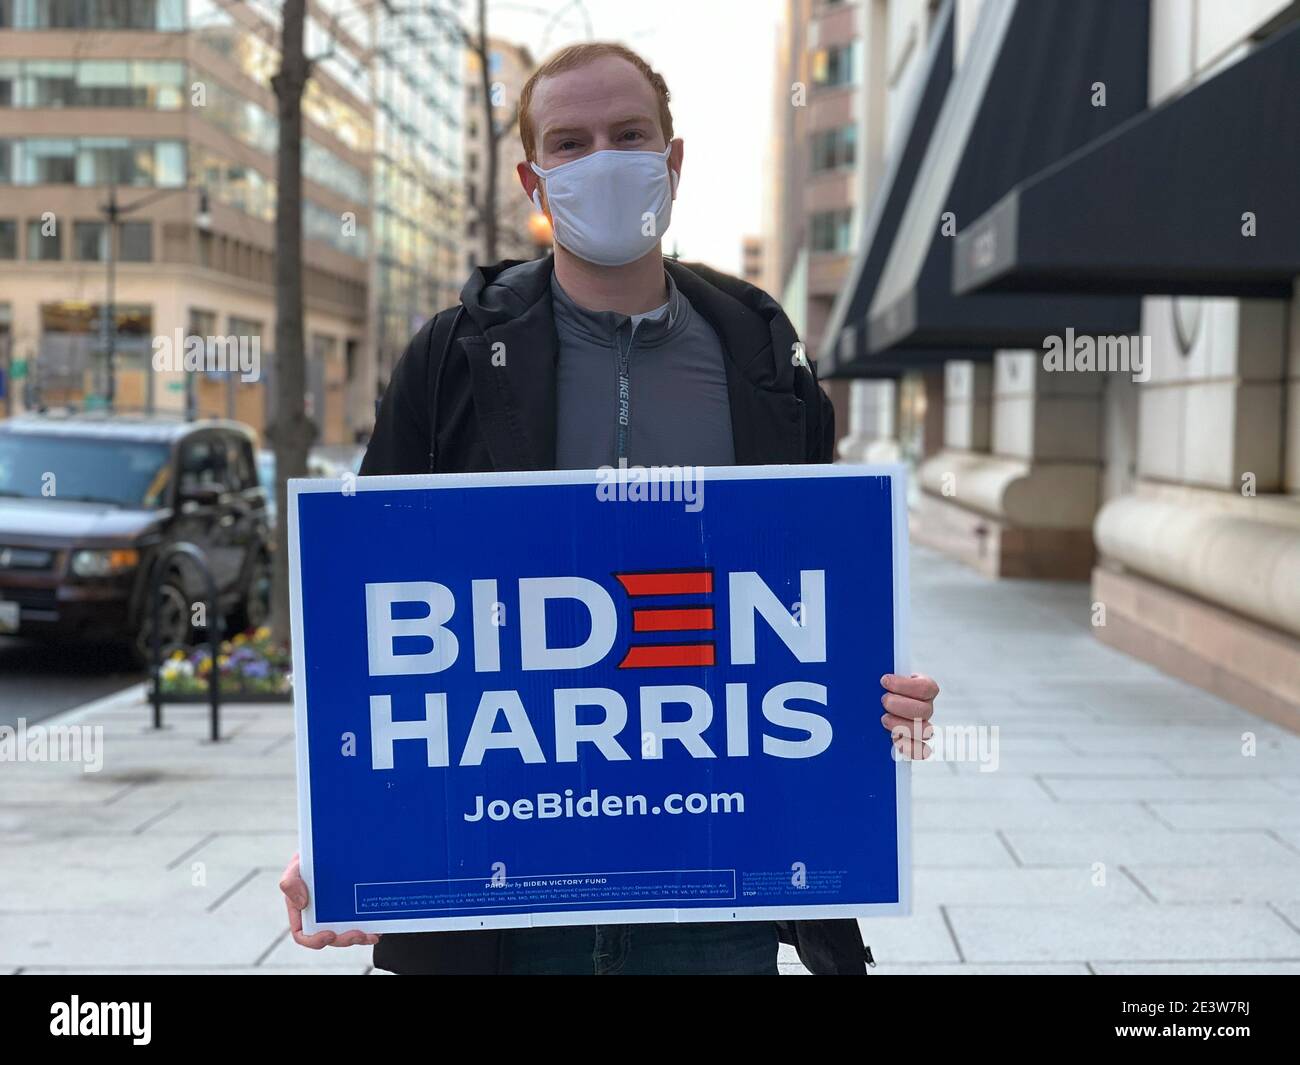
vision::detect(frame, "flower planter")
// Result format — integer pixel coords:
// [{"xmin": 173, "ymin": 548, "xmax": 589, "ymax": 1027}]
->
[
  {"xmin": 148, "ymin": 687, "xmax": 293, "ymax": 705},
  {"xmin": 154, "ymin": 626, "xmax": 292, "ymax": 705}
]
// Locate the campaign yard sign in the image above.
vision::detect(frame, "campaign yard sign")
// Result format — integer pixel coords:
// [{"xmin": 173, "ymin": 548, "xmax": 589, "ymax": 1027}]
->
[{"xmin": 289, "ymin": 464, "xmax": 911, "ymax": 934}]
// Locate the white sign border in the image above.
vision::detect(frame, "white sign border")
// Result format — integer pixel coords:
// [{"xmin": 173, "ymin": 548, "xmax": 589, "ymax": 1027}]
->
[{"xmin": 289, "ymin": 463, "xmax": 912, "ymax": 935}]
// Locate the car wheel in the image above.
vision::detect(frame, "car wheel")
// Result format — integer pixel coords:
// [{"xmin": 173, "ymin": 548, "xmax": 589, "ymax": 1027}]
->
[{"xmin": 134, "ymin": 578, "xmax": 193, "ymax": 666}]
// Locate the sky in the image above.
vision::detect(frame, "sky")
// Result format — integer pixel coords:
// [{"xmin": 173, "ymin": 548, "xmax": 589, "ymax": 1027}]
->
[{"xmin": 490, "ymin": 0, "xmax": 787, "ymax": 275}]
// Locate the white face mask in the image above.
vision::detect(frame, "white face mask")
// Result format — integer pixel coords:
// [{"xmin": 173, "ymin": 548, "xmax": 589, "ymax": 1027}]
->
[{"xmin": 531, "ymin": 145, "xmax": 678, "ymax": 267}]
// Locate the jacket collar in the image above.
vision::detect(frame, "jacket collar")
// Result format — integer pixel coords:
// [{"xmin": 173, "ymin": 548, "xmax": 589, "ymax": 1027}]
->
[{"xmin": 456, "ymin": 256, "xmax": 806, "ymax": 470}]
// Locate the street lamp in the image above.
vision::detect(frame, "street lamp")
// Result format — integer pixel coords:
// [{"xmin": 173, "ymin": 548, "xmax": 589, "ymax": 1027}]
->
[
  {"xmin": 526, "ymin": 209, "xmax": 552, "ymax": 254},
  {"xmin": 98, "ymin": 185, "xmax": 210, "ymax": 413}
]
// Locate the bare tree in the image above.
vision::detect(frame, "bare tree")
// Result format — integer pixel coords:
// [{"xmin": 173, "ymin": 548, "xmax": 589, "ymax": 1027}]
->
[
  {"xmin": 470, "ymin": 0, "xmax": 591, "ymax": 261},
  {"xmin": 471, "ymin": 0, "xmax": 520, "ymax": 265},
  {"xmin": 262, "ymin": 0, "xmax": 586, "ymax": 642},
  {"xmin": 474, "ymin": 0, "xmax": 499, "ymax": 263},
  {"xmin": 268, "ymin": 0, "xmax": 314, "ymax": 645}
]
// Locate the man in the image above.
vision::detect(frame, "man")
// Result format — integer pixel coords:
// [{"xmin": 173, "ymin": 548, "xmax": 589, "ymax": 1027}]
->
[{"xmin": 281, "ymin": 41, "xmax": 938, "ymax": 975}]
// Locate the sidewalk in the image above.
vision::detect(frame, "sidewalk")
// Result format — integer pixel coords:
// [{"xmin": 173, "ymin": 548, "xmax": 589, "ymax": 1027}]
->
[{"xmin": 2, "ymin": 545, "xmax": 1298, "ymax": 975}]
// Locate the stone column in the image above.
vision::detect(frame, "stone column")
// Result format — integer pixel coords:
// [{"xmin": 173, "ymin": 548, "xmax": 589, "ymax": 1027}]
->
[
  {"xmin": 912, "ymin": 347, "xmax": 1104, "ymax": 578},
  {"xmin": 943, "ymin": 359, "xmax": 992, "ymax": 452},
  {"xmin": 837, "ymin": 378, "xmax": 902, "ymax": 463},
  {"xmin": 1092, "ymin": 292, "xmax": 1300, "ymax": 726}
]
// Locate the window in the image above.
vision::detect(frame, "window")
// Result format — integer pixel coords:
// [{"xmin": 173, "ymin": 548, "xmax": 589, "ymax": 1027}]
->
[
  {"xmin": 74, "ymin": 220, "xmax": 108, "ymax": 261},
  {"xmin": 3, "ymin": 138, "xmax": 185, "ymax": 186},
  {"xmin": 224, "ymin": 435, "xmax": 257, "ymax": 493},
  {"xmin": 22, "ymin": 139, "xmax": 77, "ymax": 184},
  {"xmin": 178, "ymin": 435, "xmax": 229, "ymax": 497},
  {"xmin": 75, "ymin": 138, "xmax": 136, "ymax": 185},
  {"xmin": 22, "ymin": 0, "xmax": 184, "ymax": 30},
  {"xmin": 4, "ymin": 59, "xmax": 183, "ymax": 108},
  {"xmin": 154, "ymin": 141, "xmax": 185, "ymax": 186},
  {"xmin": 0, "ymin": 219, "xmax": 15, "ymax": 259},
  {"xmin": 129, "ymin": 61, "xmax": 185, "ymax": 108},
  {"xmin": 310, "ymin": 334, "xmax": 338, "ymax": 362},
  {"xmin": 302, "ymin": 136, "xmax": 368, "ymax": 204},
  {"xmin": 24, "ymin": 60, "xmax": 76, "ymax": 106},
  {"xmin": 304, "ymin": 200, "xmax": 368, "ymax": 258},
  {"xmin": 813, "ymin": 42, "xmax": 860, "ymax": 88},
  {"xmin": 74, "ymin": 60, "xmax": 133, "ymax": 105},
  {"xmin": 228, "ymin": 317, "xmax": 263, "ymax": 343},
  {"xmin": 72, "ymin": 139, "xmax": 184, "ymax": 187},
  {"xmin": 811, "ymin": 125, "xmax": 858, "ymax": 172},
  {"xmin": 189, "ymin": 308, "xmax": 217, "ymax": 339},
  {"xmin": 810, "ymin": 208, "xmax": 853, "ymax": 253},
  {"xmin": 26, "ymin": 220, "xmax": 61, "ymax": 261},
  {"xmin": 0, "ymin": 434, "xmax": 170, "ymax": 508},
  {"xmin": 119, "ymin": 221, "xmax": 152, "ymax": 262}
]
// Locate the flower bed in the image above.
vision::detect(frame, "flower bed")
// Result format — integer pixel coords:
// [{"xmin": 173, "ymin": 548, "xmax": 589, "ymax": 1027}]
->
[{"xmin": 157, "ymin": 627, "xmax": 292, "ymax": 699}]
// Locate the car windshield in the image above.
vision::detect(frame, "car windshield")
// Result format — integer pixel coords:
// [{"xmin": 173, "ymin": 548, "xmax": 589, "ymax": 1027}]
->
[{"xmin": 0, "ymin": 433, "xmax": 172, "ymax": 509}]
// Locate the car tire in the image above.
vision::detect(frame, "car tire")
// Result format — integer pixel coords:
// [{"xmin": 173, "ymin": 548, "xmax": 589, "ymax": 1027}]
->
[{"xmin": 132, "ymin": 576, "xmax": 193, "ymax": 667}]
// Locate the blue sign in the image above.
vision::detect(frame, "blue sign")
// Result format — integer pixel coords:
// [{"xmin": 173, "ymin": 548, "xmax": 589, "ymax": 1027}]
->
[{"xmin": 289, "ymin": 465, "xmax": 911, "ymax": 933}]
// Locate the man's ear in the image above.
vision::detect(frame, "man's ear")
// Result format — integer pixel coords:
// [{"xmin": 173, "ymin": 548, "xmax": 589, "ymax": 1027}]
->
[
  {"xmin": 668, "ymin": 137, "xmax": 684, "ymax": 200},
  {"xmin": 517, "ymin": 161, "xmax": 544, "ymax": 212}
]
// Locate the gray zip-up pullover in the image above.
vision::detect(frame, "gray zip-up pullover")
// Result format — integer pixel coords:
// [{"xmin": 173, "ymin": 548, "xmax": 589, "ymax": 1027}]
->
[{"xmin": 551, "ymin": 269, "xmax": 735, "ymax": 470}]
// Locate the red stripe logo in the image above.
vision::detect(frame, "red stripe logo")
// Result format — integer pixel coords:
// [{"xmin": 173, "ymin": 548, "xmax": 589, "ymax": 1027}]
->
[
  {"xmin": 614, "ymin": 569, "xmax": 715, "ymax": 669},
  {"xmin": 614, "ymin": 570, "xmax": 713, "ymax": 596},
  {"xmin": 632, "ymin": 607, "xmax": 714, "ymax": 633}
]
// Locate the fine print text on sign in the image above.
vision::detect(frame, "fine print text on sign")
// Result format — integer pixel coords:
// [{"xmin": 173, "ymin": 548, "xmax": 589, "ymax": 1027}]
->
[{"xmin": 289, "ymin": 465, "xmax": 911, "ymax": 934}]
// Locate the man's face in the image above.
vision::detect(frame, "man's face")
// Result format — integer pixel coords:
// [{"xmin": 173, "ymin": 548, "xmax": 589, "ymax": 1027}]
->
[{"xmin": 519, "ymin": 55, "xmax": 682, "ymax": 211}]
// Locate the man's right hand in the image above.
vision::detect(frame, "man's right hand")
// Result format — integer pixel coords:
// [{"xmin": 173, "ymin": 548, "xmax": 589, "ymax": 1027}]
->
[{"xmin": 280, "ymin": 854, "xmax": 381, "ymax": 949}]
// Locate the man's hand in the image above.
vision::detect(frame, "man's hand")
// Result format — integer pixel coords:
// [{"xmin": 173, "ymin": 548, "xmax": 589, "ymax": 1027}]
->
[
  {"xmin": 280, "ymin": 854, "xmax": 381, "ymax": 949},
  {"xmin": 880, "ymin": 673, "xmax": 939, "ymax": 760}
]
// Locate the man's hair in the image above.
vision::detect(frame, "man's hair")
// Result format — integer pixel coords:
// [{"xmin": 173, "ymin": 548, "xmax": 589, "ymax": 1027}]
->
[{"xmin": 518, "ymin": 42, "xmax": 674, "ymax": 162}]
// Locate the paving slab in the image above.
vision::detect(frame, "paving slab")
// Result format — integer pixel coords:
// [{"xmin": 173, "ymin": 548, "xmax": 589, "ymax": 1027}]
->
[
  {"xmin": 1090, "ymin": 960, "xmax": 1300, "ymax": 975},
  {"xmin": 1145, "ymin": 802, "xmax": 1300, "ymax": 832},
  {"xmin": 1039, "ymin": 776, "xmax": 1291, "ymax": 803},
  {"xmin": 1123, "ymin": 866, "xmax": 1300, "ymax": 905},
  {"xmin": 1001, "ymin": 828, "xmax": 1300, "ymax": 867},
  {"xmin": 913, "ymin": 800, "xmax": 1164, "ymax": 833},
  {"xmin": 856, "ymin": 910, "xmax": 963, "ymax": 964},
  {"xmin": 946, "ymin": 904, "xmax": 1299, "ymax": 963},
  {"xmin": 873, "ymin": 963, "xmax": 1093, "ymax": 975},
  {"xmin": 914, "ymin": 831, "xmax": 1018, "ymax": 868},
  {"xmin": 0, "ymin": 911, "xmax": 285, "ymax": 968},
  {"xmin": 20, "ymin": 966, "xmax": 369, "ymax": 975},
  {"xmin": 912, "ymin": 867, "xmax": 1151, "ymax": 908}
]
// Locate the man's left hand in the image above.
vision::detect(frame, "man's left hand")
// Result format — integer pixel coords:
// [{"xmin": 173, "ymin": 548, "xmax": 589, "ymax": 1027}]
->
[{"xmin": 880, "ymin": 673, "xmax": 939, "ymax": 760}]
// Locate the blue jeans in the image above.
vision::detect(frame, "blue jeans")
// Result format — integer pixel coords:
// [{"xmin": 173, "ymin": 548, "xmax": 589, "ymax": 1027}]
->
[{"xmin": 503, "ymin": 921, "xmax": 779, "ymax": 975}]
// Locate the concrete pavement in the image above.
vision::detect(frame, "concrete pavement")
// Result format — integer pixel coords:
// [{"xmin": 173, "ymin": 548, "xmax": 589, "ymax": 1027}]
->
[{"xmin": 2, "ymin": 546, "xmax": 1298, "ymax": 975}]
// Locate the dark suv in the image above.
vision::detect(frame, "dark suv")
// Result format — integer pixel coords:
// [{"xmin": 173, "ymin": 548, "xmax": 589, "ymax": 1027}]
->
[{"xmin": 0, "ymin": 415, "xmax": 272, "ymax": 660}]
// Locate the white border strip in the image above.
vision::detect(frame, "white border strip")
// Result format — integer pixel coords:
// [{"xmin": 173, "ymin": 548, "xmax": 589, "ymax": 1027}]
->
[{"xmin": 291, "ymin": 463, "xmax": 912, "ymax": 933}]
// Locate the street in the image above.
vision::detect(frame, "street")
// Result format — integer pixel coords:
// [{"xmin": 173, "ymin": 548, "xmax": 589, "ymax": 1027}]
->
[{"xmin": 0, "ymin": 637, "xmax": 139, "ymax": 728}]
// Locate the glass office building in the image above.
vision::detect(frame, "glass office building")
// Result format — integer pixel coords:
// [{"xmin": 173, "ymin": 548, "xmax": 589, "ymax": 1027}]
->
[{"xmin": 0, "ymin": 0, "xmax": 467, "ymax": 440}]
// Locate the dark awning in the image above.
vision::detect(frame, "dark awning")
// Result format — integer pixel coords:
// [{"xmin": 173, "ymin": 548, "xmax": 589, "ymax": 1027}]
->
[
  {"xmin": 953, "ymin": 20, "xmax": 1300, "ymax": 299},
  {"xmin": 821, "ymin": 0, "xmax": 983, "ymax": 378},
  {"xmin": 866, "ymin": 0, "xmax": 1149, "ymax": 355}
]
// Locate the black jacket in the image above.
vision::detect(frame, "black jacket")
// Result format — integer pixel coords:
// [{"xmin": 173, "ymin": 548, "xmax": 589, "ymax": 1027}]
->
[{"xmin": 361, "ymin": 255, "xmax": 869, "ymax": 975}]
